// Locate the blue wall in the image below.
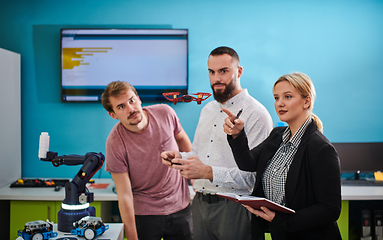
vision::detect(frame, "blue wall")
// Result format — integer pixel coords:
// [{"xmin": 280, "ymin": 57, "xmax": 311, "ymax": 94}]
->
[{"xmin": 1, "ymin": 0, "xmax": 382, "ymax": 179}]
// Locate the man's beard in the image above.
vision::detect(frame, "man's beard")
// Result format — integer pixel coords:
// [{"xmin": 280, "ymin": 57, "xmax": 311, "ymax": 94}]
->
[{"xmin": 211, "ymin": 77, "xmax": 237, "ymax": 104}]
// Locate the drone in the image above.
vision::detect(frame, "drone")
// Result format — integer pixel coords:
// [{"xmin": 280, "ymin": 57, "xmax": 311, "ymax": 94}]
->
[{"xmin": 163, "ymin": 92, "xmax": 212, "ymax": 105}]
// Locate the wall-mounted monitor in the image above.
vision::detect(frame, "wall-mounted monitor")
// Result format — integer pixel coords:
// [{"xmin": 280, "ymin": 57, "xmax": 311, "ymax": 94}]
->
[{"xmin": 61, "ymin": 28, "xmax": 188, "ymax": 102}]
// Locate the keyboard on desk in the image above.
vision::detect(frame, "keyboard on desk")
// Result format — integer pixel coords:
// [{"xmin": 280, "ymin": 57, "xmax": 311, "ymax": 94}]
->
[
  {"xmin": 341, "ymin": 179, "xmax": 383, "ymax": 186},
  {"xmin": 10, "ymin": 178, "xmax": 70, "ymax": 188}
]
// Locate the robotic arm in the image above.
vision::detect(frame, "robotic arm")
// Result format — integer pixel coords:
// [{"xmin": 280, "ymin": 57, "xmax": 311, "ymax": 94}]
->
[
  {"xmin": 41, "ymin": 151, "xmax": 105, "ymax": 206},
  {"xmin": 39, "ymin": 133, "xmax": 105, "ymax": 232}
]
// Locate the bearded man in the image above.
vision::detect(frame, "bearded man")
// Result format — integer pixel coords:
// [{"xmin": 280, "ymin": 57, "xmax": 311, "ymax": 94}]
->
[{"xmin": 161, "ymin": 46, "xmax": 273, "ymax": 240}]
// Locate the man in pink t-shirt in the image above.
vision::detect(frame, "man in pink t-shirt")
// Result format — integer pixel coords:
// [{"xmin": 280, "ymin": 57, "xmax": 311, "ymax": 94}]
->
[{"xmin": 101, "ymin": 81, "xmax": 192, "ymax": 240}]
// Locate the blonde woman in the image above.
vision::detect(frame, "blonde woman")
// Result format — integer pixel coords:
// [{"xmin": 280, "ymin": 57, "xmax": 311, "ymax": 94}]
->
[{"xmin": 223, "ymin": 72, "xmax": 341, "ymax": 240}]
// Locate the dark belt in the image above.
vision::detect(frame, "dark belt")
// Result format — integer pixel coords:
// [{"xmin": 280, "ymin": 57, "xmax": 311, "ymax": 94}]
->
[{"xmin": 196, "ymin": 192, "xmax": 225, "ymax": 204}]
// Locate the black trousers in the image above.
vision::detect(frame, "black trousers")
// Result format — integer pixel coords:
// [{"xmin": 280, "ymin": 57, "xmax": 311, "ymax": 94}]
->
[{"xmin": 135, "ymin": 204, "xmax": 193, "ymax": 240}]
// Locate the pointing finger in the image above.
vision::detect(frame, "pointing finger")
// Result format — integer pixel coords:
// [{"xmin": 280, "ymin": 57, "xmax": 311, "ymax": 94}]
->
[{"xmin": 221, "ymin": 107, "xmax": 235, "ymax": 118}]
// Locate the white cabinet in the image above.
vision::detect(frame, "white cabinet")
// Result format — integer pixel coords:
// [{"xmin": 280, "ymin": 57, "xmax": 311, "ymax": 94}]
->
[{"xmin": 0, "ymin": 48, "xmax": 21, "ymax": 188}]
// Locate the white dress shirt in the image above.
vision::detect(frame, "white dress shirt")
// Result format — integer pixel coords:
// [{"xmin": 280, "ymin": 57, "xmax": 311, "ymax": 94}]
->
[{"xmin": 182, "ymin": 89, "xmax": 273, "ymax": 195}]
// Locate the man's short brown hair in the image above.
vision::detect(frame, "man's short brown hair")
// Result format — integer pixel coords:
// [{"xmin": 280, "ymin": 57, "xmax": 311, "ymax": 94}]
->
[{"xmin": 101, "ymin": 81, "xmax": 138, "ymax": 113}]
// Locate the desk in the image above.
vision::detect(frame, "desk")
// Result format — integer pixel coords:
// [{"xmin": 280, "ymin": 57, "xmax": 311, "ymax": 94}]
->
[
  {"xmin": 342, "ymin": 185, "xmax": 383, "ymax": 200},
  {"xmin": 0, "ymin": 178, "xmax": 118, "ymax": 201},
  {"xmin": 340, "ymin": 186, "xmax": 383, "ymax": 240},
  {"xmin": 0, "ymin": 178, "xmax": 195, "ymax": 201},
  {"xmin": 0, "ymin": 178, "xmax": 196, "ymax": 240},
  {"xmin": 0, "ymin": 178, "xmax": 117, "ymax": 240},
  {"xmin": 2, "ymin": 179, "xmax": 383, "ymax": 240}
]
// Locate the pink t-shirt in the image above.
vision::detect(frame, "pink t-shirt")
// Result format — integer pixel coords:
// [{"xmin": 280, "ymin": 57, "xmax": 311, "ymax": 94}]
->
[{"xmin": 105, "ymin": 104, "xmax": 189, "ymax": 215}]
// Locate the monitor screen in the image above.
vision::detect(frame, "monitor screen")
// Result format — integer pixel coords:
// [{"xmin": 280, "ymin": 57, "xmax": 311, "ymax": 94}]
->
[
  {"xmin": 61, "ymin": 28, "xmax": 188, "ymax": 102},
  {"xmin": 332, "ymin": 142, "xmax": 383, "ymax": 173}
]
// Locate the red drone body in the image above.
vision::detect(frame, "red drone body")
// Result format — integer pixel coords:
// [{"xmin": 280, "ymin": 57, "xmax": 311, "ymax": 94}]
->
[{"xmin": 162, "ymin": 92, "xmax": 212, "ymax": 105}]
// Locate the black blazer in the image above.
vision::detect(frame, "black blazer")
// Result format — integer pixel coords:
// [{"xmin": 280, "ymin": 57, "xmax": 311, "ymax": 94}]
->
[{"xmin": 228, "ymin": 121, "xmax": 342, "ymax": 240}]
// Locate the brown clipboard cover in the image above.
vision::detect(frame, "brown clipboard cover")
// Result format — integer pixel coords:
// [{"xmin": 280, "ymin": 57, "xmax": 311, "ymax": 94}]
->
[{"xmin": 216, "ymin": 192, "xmax": 295, "ymax": 214}]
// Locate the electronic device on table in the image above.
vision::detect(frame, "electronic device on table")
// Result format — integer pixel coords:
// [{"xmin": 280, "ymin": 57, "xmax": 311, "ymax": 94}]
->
[
  {"xmin": 71, "ymin": 216, "xmax": 109, "ymax": 240},
  {"xmin": 10, "ymin": 178, "xmax": 69, "ymax": 188},
  {"xmin": 334, "ymin": 142, "xmax": 383, "ymax": 186},
  {"xmin": 38, "ymin": 132, "xmax": 105, "ymax": 232},
  {"xmin": 17, "ymin": 220, "xmax": 58, "ymax": 240}
]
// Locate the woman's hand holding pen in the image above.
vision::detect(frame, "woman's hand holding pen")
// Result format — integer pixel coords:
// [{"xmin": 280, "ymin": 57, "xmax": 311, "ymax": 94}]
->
[{"xmin": 222, "ymin": 108, "xmax": 245, "ymax": 138}]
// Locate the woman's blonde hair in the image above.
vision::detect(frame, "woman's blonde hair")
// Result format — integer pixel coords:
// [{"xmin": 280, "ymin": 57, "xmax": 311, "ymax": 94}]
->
[{"xmin": 273, "ymin": 72, "xmax": 323, "ymax": 133}]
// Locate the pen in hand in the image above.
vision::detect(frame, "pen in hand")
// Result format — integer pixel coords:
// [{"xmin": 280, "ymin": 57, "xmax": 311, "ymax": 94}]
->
[{"xmin": 232, "ymin": 109, "xmax": 243, "ymax": 124}]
